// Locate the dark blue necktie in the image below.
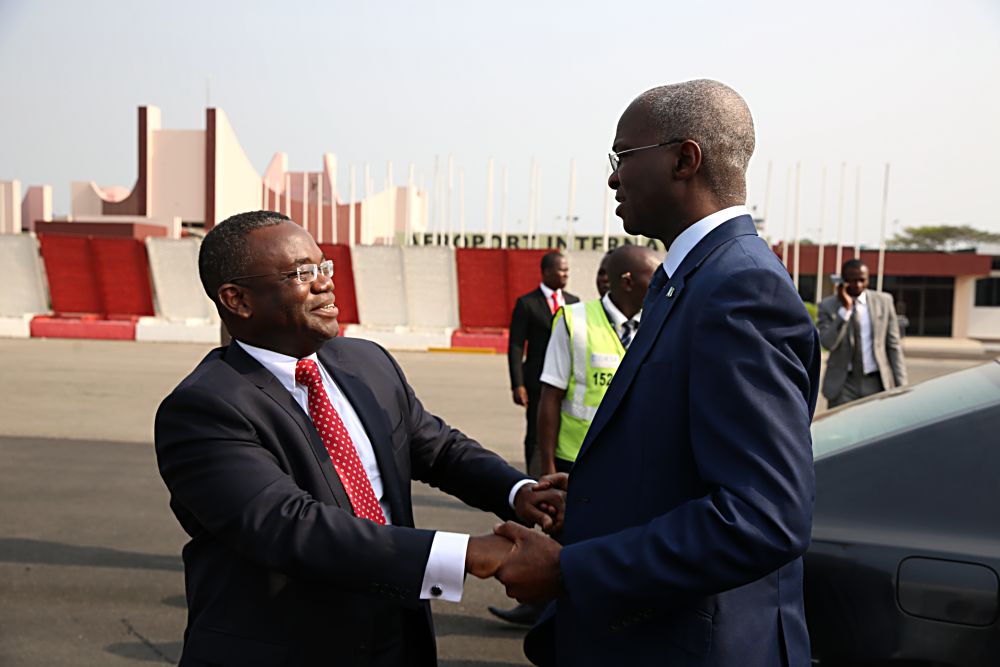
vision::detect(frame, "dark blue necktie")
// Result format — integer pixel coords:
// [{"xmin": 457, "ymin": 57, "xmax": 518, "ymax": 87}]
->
[
  {"xmin": 620, "ymin": 320, "xmax": 635, "ymax": 349},
  {"xmin": 642, "ymin": 264, "xmax": 668, "ymax": 312}
]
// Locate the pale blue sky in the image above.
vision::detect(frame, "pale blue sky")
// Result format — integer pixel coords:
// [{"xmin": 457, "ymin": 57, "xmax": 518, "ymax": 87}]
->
[{"xmin": 1, "ymin": 0, "xmax": 998, "ymax": 245}]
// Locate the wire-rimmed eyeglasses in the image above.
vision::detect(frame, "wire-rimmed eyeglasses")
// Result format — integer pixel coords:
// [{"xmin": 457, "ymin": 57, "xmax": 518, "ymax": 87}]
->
[
  {"xmin": 228, "ymin": 260, "xmax": 334, "ymax": 285},
  {"xmin": 608, "ymin": 139, "xmax": 686, "ymax": 173}
]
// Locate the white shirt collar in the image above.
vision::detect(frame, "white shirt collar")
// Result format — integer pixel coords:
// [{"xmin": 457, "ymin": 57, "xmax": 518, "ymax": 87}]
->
[
  {"xmin": 602, "ymin": 292, "xmax": 639, "ymax": 328},
  {"xmin": 235, "ymin": 339, "xmax": 320, "ymax": 393},
  {"xmin": 662, "ymin": 205, "xmax": 751, "ymax": 278},
  {"xmin": 856, "ymin": 290, "xmax": 868, "ymax": 305},
  {"xmin": 539, "ymin": 282, "xmax": 561, "ymax": 301}
]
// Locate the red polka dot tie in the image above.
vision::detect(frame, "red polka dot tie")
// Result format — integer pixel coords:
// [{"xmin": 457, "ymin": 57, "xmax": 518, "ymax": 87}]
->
[{"xmin": 295, "ymin": 359, "xmax": 386, "ymax": 525}]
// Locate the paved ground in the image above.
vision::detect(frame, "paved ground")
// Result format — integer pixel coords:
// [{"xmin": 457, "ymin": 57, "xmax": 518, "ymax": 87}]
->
[{"xmin": 0, "ymin": 338, "xmax": 987, "ymax": 666}]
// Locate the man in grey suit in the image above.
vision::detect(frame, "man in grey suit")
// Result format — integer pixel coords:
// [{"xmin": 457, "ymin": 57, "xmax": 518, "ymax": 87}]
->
[{"xmin": 818, "ymin": 259, "xmax": 907, "ymax": 407}]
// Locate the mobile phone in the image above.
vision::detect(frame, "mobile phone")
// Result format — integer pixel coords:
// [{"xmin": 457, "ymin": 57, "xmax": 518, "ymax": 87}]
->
[{"xmin": 830, "ymin": 274, "xmax": 842, "ymax": 286}]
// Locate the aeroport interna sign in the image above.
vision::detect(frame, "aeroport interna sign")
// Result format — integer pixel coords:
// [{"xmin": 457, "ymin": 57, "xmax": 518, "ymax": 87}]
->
[{"xmin": 411, "ymin": 233, "xmax": 667, "ymax": 252}]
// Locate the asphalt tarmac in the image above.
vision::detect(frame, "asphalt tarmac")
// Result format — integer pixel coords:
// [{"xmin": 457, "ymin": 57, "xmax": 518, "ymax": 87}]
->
[{"xmin": 0, "ymin": 338, "xmax": 984, "ymax": 666}]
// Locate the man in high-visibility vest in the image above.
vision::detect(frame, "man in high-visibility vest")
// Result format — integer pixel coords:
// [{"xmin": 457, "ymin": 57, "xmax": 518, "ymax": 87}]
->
[{"xmin": 537, "ymin": 245, "xmax": 661, "ymax": 475}]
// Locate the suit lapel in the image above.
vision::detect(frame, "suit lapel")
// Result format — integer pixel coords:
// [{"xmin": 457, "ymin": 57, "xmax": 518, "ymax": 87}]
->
[
  {"xmin": 865, "ymin": 289, "xmax": 881, "ymax": 339},
  {"xmin": 575, "ymin": 215, "xmax": 759, "ymax": 462},
  {"xmin": 319, "ymin": 345, "xmax": 408, "ymax": 526},
  {"xmin": 222, "ymin": 342, "xmax": 352, "ymax": 511}
]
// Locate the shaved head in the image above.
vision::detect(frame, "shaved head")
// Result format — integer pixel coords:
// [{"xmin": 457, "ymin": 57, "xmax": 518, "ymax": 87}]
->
[
  {"xmin": 606, "ymin": 244, "xmax": 661, "ymax": 318},
  {"xmin": 634, "ymin": 79, "xmax": 755, "ymax": 205}
]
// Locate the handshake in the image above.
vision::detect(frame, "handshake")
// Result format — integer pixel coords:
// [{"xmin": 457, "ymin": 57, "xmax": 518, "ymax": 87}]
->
[{"xmin": 465, "ymin": 472, "xmax": 568, "ymax": 604}]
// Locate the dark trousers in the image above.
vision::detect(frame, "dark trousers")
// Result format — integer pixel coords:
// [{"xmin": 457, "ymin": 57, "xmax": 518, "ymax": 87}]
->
[
  {"xmin": 829, "ymin": 371, "xmax": 884, "ymax": 408},
  {"xmin": 554, "ymin": 457, "xmax": 574, "ymax": 474},
  {"xmin": 524, "ymin": 383, "xmax": 541, "ymax": 475}
]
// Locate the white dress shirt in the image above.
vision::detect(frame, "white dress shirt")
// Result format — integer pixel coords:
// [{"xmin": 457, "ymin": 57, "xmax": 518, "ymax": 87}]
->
[
  {"xmin": 540, "ymin": 293, "xmax": 638, "ymax": 390},
  {"xmin": 662, "ymin": 205, "xmax": 752, "ymax": 278},
  {"xmin": 837, "ymin": 291, "xmax": 879, "ymax": 374},
  {"xmin": 539, "ymin": 282, "xmax": 565, "ymax": 312},
  {"xmin": 235, "ymin": 340, "xmax": 532, "ymax": 602}
]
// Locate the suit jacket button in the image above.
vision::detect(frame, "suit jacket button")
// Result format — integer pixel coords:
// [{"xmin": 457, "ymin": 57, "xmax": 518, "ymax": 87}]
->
[{"xmin": 430, "ymin": 585, "xmax": 443, "ymax": 597}]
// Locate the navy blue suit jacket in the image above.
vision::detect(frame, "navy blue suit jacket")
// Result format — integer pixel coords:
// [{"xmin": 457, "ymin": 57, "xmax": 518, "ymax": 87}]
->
[{"xmin": 525, "ymin": 216, "xmax": 820, "ymax": 666}]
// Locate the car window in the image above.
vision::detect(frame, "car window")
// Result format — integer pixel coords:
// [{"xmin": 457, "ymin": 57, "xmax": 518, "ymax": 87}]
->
[{"xmin": 812, "ymin": 361, "xmax": 1000, "ymax": 459}]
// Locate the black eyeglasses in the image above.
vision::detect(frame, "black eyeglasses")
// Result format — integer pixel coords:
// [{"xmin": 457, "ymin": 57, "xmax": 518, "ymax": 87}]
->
[
  {"xmin": 228, "ymin": 260, "xmax": 334, "ymax": 285},
  {"xmin": 608, "ymin": 139, "xmax": 686, "ymax": 173}
]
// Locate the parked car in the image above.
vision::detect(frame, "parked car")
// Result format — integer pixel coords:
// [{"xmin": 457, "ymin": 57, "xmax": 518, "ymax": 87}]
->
[{"xmin": 806, "ymin": 360, "xmax": 1000, "ymax": 666}]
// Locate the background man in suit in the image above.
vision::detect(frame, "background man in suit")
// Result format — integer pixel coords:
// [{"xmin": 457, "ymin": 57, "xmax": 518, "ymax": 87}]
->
[
  {"xmin": 492, "ymin": 80, "xmax": 820, "ymax": 666},
  {"xmin": 818, "ymin": 259, "xmax": 907, "ymax": 408},
  {"xmin": 507, "ymin": 252, "xmax": 579, "ymax": 475},
  {"xmin": 155, "ymin": 211, "xmax": 564, "ymax": 667}
]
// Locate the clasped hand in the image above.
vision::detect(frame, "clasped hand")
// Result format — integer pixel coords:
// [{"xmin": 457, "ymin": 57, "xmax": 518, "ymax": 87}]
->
[{"xmin": 465, "ymin": 473, "xmax": 567, "ymax": 604}]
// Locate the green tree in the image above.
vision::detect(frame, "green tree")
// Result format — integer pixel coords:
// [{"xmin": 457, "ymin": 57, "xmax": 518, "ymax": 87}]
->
[{"xmin": 890, "ymin": 225, "xmax": 1000, "ymax": 251}]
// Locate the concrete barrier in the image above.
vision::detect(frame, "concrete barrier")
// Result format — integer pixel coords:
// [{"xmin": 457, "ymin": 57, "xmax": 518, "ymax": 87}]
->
[
  {"xmin": 145, "ymin": 237, "xmax": 219, "ymax": 322},
  {"xmin": 0, "ymin": 235, "xmax": 49, "ymax": 337},
  {"xmin": 341, "ymin": 325, "xmax": 453, "ymax": 351},
  {"xmin": 402, "ymin": 246, "xmax": 459, "ymax": 329},
  {"xmin": 565, "ymin": 250, "xmax": 606, "ymax": 303},
  {"xmin": 351, "ymin": 246, "xmax": 408, "ymax": 327},
  {"xmin": 135, "ymin": 317, "xmax": 221, "ymax": 344}
]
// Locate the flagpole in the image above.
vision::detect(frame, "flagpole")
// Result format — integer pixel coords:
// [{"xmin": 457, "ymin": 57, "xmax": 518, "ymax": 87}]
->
[
  {"xmin": 815, "ymin": 165, "xmax": 827, "ymax": 304},
  {"xmin": 877, "ymin": 163, "xmax": 890, "ymax": 292}
]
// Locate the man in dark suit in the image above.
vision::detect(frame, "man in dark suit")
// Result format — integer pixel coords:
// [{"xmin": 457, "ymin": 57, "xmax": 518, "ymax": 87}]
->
[
  {"xmin": 155, "ymin": 211, "xmax": 564, "ymax": 666},
  {"xmin": 492, "ymin": 80, "xmax": 821, "ymax": 666},
  {"xmin": 818, "ymin": 259, "xmax": 907, "ymax": 408},
  {"xmin": 507, "ymin": 252, "xmax": 579, "ymax": 475}
]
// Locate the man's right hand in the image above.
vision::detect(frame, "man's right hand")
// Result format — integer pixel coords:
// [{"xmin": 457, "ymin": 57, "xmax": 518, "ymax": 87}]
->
[
  {"xmin": 837, "ymin": 282, "xmax": 853, "ymax": 311},
  {"xmin": 512, "ymin": 386, "xmax": 529, "ymax": 407},
  {"xmin": 466, "ymin": 533, "xmax": 515, "ymax": 579}
]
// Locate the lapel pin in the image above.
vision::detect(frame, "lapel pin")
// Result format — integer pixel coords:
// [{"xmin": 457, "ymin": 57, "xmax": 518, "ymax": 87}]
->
[{"xmin": 666, "ymin": 286, "xmax": 675, "ymax": 298}]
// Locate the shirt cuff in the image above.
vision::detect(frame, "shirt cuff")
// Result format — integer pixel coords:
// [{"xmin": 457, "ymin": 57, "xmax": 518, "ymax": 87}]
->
[
  {"xmin": 837, "ymin": 306, "xmax": 851, "ymax": 320},
  {"xmin": 420, "ymin": 532, "xmax": 469, "ymax": 602},
  {"xmin": 508, "ymin": 478, "xmax": 536, "ymax": 509}
]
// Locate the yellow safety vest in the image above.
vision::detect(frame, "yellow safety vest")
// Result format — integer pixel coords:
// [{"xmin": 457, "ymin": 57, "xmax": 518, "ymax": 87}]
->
[{"xmin": 555, "ymin": 298, "xmax": 626, "ymax": 463}]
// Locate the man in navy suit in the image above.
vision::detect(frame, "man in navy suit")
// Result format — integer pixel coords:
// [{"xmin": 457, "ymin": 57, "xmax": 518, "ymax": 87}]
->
[{"xmin": 493, "ymin": 80, "xmax": 821, "ymax": 666}]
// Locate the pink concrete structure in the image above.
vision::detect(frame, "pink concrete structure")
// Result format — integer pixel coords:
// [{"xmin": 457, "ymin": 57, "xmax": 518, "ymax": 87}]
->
[
  {"xmin": 0, "ymin": 180, "xmax": 22, "ymax": 234},
  {"xmin": 21, "ymin": 185, "xmax": 52, "ymax": 232}
]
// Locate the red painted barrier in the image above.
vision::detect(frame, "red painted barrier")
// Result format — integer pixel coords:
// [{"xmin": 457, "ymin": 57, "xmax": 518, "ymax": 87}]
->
[
  {"xmin": 456, "ymin": 249, "xmax": 509, "ymax": 328},
  {"xmin": 38, "ymin": 234, "xmax": 102, "ymax": 315},
  {"xmin": 91, "ymin": 238, "xmax": 154, "ymax": 319},
  {"xmin": 504, "ymin": 249, "xmax": 548, "ymax": 316},
  {"xmin": 30, "ymin": 316, "xmax": 136, "ymax": 340},
  {"xmin": 37, "ymin": 234, "xmax": 153, "ymax": 339},
  {"xmin": 319, "ymin": 243, "xmax": 359, "ymax": 325}
]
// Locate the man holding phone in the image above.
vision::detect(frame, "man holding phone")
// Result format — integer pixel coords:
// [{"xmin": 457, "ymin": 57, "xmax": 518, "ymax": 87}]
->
[{"xmin": 818, "ymin": 259, "xmax": 907, "ymax": 407}]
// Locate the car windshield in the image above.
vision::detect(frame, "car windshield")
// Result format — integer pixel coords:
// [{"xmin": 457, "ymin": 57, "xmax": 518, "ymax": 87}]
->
[{"xmin": 811, "ymin": 360, "xmax": 1000, "ymax": 459}]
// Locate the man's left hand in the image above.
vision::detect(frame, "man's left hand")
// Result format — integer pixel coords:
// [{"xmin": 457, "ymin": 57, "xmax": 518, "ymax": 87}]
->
[
  {"xmin": 494, "ymin": 521, "xmax": 563, "ymax": 603},
  {"xmin": 513, "ymin": 483, "xmax": 566, "ymax": 534}
]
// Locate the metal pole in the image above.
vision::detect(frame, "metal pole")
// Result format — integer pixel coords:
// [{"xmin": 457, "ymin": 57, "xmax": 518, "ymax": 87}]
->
[
  {"xmin": 459, "ymin": 168, "xmax": 466, "ymax": 248},
  {"xmin": 601, "ymin": 164, "xmax": 611, "ymax": 252},
  {"xmin": 760, "ymin": 160, "xmax": 773, "ymax": 240},
  {"xmin": 486, "ymin": 158, "xmax": 494, "ymax": 248},
  {"xmin": 853, "ymin": 165, "xmax": 862, "ymax": 260},
  {"xmin": 349, "ymin": 166, "xmax": 356, "ymax": 247},
  {"xmin": 500, "ymin": 166, "xmax": 508, "ymax": 249},
  {"xmin": 781, "ymin": 165, "xmax": 792, "ymax": 268},
  {"xmin": 792, "ymin": 162, "xmax": 801, "ymax": 289},
  {"xmin": 446, "ymin": 155, "xmax": 453, "ymax": 247},
  {"xmin": 815, "ymin": 165, "xmax": 827, "ymax": 304},
  {"xmin": 834, "ymin": 162, "xmax": 845, "ymax": 273},
  {"xmin": 527, "ymin": 158, "xmax": 536, "ymax": 250},
  {"xmin": 877, "ymin": 163, "xmax": 890, "ymax": 292},
  {"xmin": 566, "ymin": 159, "xmax": 577, "ymax": 252},
  {"xmin": 406, "ymin": 163, "xmax": 415, "ymax": 247}
]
